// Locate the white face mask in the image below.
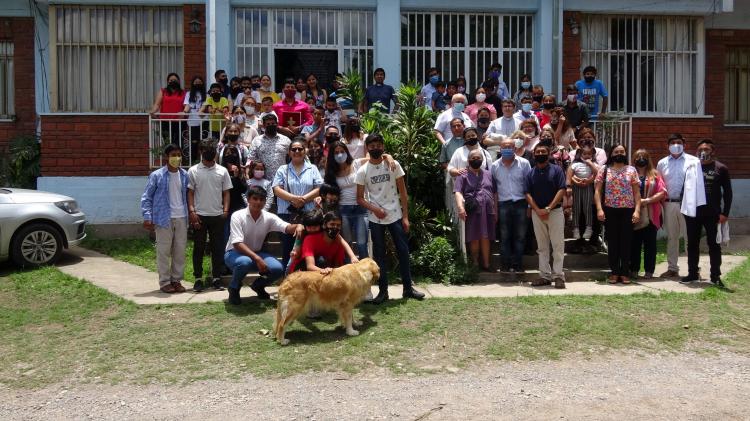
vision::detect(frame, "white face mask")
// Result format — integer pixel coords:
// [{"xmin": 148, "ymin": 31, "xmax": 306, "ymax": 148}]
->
[
  {"xmin": 475, "ymin": 93, "xmax": 487, "ymax": 103},
  {"xmin": 669, "ymin": 143, "xmax": 684, "ymax": 155},
  {"xmin": 244, "ymin": 105, "xmax": 255, "ymax": 115},
  {"xmin": 567, "ymin": 94, "xmax": 577, "ymax": 103},
  {"xmin": 514, "ymin": 139, "xmax": 525, "ymax": 149}
]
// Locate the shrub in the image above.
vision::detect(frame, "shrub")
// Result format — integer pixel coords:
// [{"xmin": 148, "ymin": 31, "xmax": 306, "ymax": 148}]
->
[
  {"xmin": 412, "ymin": 236, "xmax": 478, "ymax": 284},
  {"xmin": 0, "ymin": 135, "xmax": 41, "ymax": 189}
]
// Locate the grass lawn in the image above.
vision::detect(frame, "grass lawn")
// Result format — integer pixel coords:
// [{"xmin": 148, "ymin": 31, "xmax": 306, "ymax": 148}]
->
[{"xmin": 2, "ymin": 255, "xmax": 749, "ymax": 389}]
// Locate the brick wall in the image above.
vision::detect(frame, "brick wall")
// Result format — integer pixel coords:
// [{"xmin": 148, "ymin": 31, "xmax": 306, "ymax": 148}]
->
[
  {"xmin": 183, "ymin": 4, "xmax": 206, "ymax": 84},
  {"xmin": 0, "ymin": 17, "xmax": 36, "ymax": 150},
  {"xmin": 562, "ymin": 11, "xmax": 582, "ymax": 87},
  {"xmin": 706, "ymin": 29, "xmax": 750, "ymax": 178},
  {"xmin": 630, "ymin": 117, "xmax": 713, "ymax": 162},
  {"xmin": 40, "ymin": 115, "xmax": 150, "ymax": 176}
]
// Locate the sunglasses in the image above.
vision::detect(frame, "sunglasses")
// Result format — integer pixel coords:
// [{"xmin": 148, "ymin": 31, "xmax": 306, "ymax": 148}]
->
[{"xmin": 290, "ymin": 147, "xmax": 305, "ymax": 152}]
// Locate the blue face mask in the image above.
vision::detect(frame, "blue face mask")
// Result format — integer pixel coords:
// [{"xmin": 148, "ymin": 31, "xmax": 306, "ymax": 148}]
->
[
  {"xmin": 453, "ymin": 102, "xmax": 465, "ymax": 112},
  {"xmin": 521, "ymin": 81, "xmax": 531, "ymax": 89},
  {"xmin": 501, "ymin": 148, "xmax": 515, "ymax": 160},
  {"xmin": 521, "ymin": 103, "xmax": 532, "ymax": 113},
  {"xmin": 429, "ymin": 75, "xmax": 440, "ymax": 85},
  {"xmin": 490, "ymin": 70, "xmax": 500, "ymax": 79}
]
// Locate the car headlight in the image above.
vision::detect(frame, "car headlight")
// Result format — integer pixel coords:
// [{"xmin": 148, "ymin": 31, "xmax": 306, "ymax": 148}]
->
[{"xmin": 55, "ymin": 200, "xmax": 80, "ymax": 214}]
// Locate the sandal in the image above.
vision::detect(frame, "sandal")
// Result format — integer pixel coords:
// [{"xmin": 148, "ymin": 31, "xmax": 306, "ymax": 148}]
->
[
  {"xmin": 160, "ymin": 283, "xmax": 177, "ymax": 293},
  {"xmin": 531, "ymin": 278, "xmax": 552, "ymax": 286},
  {"xmin": 608, "ymin": 275, "xmax": 619, "ymax": 284}
]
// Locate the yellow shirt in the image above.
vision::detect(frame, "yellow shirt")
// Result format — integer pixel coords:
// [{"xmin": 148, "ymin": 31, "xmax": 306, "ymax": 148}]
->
[{"xmin": 204, "ymin": 96, "xmax": 230, "ymax": 132}]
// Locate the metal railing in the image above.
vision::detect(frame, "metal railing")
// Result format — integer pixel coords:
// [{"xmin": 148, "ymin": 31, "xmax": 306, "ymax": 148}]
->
[
  {"xmin": 149, "ymin": 113, "xmax": 228, "ymax": 168},
  {"xmin": 588, "ymin": 114, "xmax": 632, "ymax": 154}
]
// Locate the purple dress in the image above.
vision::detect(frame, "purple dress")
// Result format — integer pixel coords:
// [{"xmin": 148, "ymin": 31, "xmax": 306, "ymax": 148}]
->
[{"xmin": 454, "ymin": 169, "xmax": 497, "ymax": 242}]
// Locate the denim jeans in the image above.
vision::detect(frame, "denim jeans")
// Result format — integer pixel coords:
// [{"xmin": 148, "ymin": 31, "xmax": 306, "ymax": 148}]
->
[
  {"xmin": 278, "ymin": 213, "xmax": 295, "ymax": 269},
  {"xmin": 223, "ymin": 249, "xmax": 284, "ymax": 290},
  {"xmin": 498, "ymin": 200, "xmax": 528, "ymax": 270},
  {"xmin": 340, "ymin": 204, "xmax": 369, "ymax": 259},
  {"xmin": 369, "ymin": 219, "xmax": 412, "ymax": 294}
]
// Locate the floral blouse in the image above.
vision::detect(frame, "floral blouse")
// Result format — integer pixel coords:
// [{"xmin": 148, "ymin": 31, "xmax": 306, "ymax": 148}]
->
[{"xmin": 595, "ymin": 165, "xmax": 639, "ymax": 208}]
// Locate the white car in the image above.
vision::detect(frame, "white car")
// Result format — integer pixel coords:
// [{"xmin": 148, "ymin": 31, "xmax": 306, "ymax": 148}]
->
[{"xmin": 0, "ymin": 188, "xmax": 87, "ymax": 267}]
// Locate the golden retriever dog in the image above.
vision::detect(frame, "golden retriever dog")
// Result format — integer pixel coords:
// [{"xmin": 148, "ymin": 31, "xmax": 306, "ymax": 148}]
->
[{"xmin": 274, "ymin": 258, "xmax": 380, "ymax": 345}]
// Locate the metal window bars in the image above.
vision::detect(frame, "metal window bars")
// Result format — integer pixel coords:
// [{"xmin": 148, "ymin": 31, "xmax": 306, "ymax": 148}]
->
[
  {"xmin": 148, "ymin": 113, "xmax": 228, "ymax": 168},
  {"xmin": 0, "ymin": 42, "xmax": 13, "ymax": 119}
]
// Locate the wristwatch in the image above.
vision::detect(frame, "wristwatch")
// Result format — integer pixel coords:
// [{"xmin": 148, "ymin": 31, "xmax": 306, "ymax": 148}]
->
[{"xmin": 544, "ymin": 206, "xmax": 551, "ymax": 213}]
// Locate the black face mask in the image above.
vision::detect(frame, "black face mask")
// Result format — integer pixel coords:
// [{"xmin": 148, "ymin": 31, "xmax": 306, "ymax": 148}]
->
[
  {"xmin": 325, "ymin": 227, "xmax": 340, "ymax": 240},
  {"xmin": 584, "ymin": 76, "xmax": 595, "ymax": 84},
  {"xmin": 211, "ymin": 92, "xmax": 222, "ymax": 101},
  {"xmin": 223, "ymin": 156, "xmax": 240, "ymax": 168},
  {"xmin": 539, "ymin": 138, "xmax": 553, "ymax": 147},
  {"xmin": 635, "ymin": 158, "xmax": 648, "ymax": 168},
  {"xmin": 369, "ymin": 149, "xmax": 384, "ymax": 159},
  {"xmin": 478, "ymin": 117, "xmax": 490, "ymax": 125},
  {"xmin": 534, "ymin": 155, "xmax": 549, "ymax": 164},
  {"xmin": 464, "ymin": 138, "xmax": 479, "ymax": 146},
  {"xmin": 193, "ymin": 84, "xmax": 204, "ymax": 91},
  {"xmin": 224, "ymin": 134, "xmax": 239, "ymax": 142},
  {"xmin": 532, "ymin": 96, "xmax": 543, "ymax": 103},
  {"xmin": 469, "ymin": 159, "xmax": 483, "ymax": 169},
  {"xmin": 326, "ymin": 134, "xmax": 340, "ymax": 143},
  {"xmin": 168, "ymin": 81, "xmax": 180, "ymax": 90},
  {"xmin": 264, "ymin": 125, "xmax": 278, "ymax": 137},
  {"xmin": 612, "ymin": 154, "xmax": 627, "ymax": 164},
  {"xmin": 202, "ymin": 150, "xmax": 217, "ymax": 161},
  {"xmin": 252, "ymin": 83, "xmax": 261, "ymax": 90},
  {"xmin": 542, "ymin": 103, "xmax": 555, "ymax": 110}
]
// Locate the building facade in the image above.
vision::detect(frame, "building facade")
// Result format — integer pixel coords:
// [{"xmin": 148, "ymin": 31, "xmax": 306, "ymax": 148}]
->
[{"xmin": 0, "ymin": 0, "xmax": 748, "ymax": 227}]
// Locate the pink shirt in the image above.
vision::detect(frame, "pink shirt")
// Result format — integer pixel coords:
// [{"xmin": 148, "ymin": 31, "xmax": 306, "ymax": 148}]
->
[
  {"xmin": 465, "ymin": 103, "xmax": 496, "ymax": 123},
  {"xmin": 272, "ymin": 99, "xmax": 313, "ymax": 127}
]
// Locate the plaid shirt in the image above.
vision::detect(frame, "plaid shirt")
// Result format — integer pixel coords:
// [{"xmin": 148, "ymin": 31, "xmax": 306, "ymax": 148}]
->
[{"xmin": 141, "ymin": 166, "xmax": 189, "ymax": 228}]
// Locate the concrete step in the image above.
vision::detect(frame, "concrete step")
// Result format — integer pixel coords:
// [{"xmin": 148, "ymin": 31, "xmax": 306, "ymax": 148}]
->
[{"xmin": 478, "ymin": 269, "xmax": 607, "ymax": 283}]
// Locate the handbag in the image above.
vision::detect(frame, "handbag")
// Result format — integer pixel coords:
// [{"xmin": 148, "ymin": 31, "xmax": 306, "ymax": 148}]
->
[{"xmin": 634, "ymin": 176, "xmax": 652, "ymax": 230}]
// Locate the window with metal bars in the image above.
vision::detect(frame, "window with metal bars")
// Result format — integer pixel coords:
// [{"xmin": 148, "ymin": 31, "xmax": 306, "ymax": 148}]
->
[
  {"xmin": 581, "ymin": 15, "xmax": 703, "ymax": 115},
  {"xmin": 0, "ymin": 42, "xmax": 13, "ymax": 119},
  {"xmin": 725, "ymin": 47, "xmax": 750, "ymax": 124},
  {"xmin": 400, "ymin": 12, "xmax": 533, "ymax": 93},
  {"xmin": 50, "ymin": 5, "xmax": 184, "ymax": 112}
]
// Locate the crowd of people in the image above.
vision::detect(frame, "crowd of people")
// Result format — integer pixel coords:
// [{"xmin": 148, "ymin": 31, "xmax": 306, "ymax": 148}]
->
[{"xmin": 141, "ymin": 63, "xmax": 733, "ymax": 307}]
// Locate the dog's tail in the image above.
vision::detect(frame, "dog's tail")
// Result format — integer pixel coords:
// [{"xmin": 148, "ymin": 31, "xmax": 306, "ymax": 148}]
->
[{"xmin": 275, "ymin": 297, "xmax": 290, "ymax": 341}]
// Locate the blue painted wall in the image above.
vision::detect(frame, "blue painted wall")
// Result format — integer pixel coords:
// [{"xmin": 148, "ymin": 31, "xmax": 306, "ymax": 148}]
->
[{"xmin": 38, "ymin": 177, "xmax": 148, "ymax": 224}]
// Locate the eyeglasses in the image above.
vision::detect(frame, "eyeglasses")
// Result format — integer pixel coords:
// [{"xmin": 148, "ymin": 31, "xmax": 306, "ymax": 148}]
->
[{"xmin": 290, "ymin": 147, "xmax": 305, "ymax": 152}]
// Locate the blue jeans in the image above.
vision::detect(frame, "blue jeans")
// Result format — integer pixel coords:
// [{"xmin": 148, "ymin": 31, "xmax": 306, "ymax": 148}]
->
[
  {"xmin": 498, "ymin": 200, "xmax": 528, "ymax": 269},
  {"xmin": 369, "ymin": 219, "xmax": 412, "ymax": 294},
  {"xmin": 340, "ymin": 205, "xmax": 369, "ymax": 259},
  {"xmin": 278, "ymin": 213, "xmax": 295, "ymax": 269},
  {"xmin": 223, "ymin": 249, "xmax": 284, "ymax": 290}
]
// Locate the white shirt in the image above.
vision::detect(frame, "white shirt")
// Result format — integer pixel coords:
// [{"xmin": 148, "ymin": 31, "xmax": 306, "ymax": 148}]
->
[
  {"xmin": 420, "ymin": 83, "xmax": 436, "ymax": 109},
  {"xmin": 657, "ymin": 153, "xmax": 689, "ymax": 200},
  {"xmin": 187, "ymin": 162, "xmax": 233, "ymax": 216},
  {"xmin": 168, "ymin": 171, "xmax": 186, "ymax": 218},
  {"xmin": 512, "ymin": 110, "xmax": 539, "ymax": 128},
  {"xmin": 434, "ymin": 109, "xmax": 473, "ymax": 142},
  {"xmin": 570, "ymin": 147, "xmax": 607, "ymax": 166},
  {"xmin": 183, "ymin": 93, "xmax": 204, "ymax": 127},
  {"xmin": 226, "ymin": 209, "xmax": 288, "ymax": 252},
  {"xmin": 336, "ymin": 160, "xmax": 361, "ymax": 206},
  {"xmin": 233, "ymin": 91, "xmax": 262, "ymax": 107},
  {"xmin": 447, "ymin": 146, "xmax": 493, "ymax": 176},
  {"xmin": 355, "ymin": 160, "xmax": 406, "ymax": 225},
  {"xmin": 346, "ymin": 135, "xmax": 367, "ymax": 159},
  {"xmin": 486, "ymin": 116, "xmax": 518, "ymax": 138}
]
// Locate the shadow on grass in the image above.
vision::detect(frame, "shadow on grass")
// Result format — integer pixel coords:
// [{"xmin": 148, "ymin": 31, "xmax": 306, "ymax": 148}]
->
[{"xmin": 223, "ymin": 299, "xmax": 278, "ymax": 316}]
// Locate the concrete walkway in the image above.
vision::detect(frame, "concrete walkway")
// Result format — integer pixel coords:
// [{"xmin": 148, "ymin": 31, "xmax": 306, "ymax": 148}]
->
[{"xmin": 56, "ymin": 246, "xmax": 746, "ymax": 305}]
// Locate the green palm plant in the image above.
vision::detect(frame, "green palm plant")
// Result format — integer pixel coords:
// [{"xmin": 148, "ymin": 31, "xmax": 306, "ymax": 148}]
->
[
  {"xmin": 1, "ymin": 135, "xmax": 40, "ymax": 189},
  {"xmin": 336, "ymin": 70, "xmax": 365, "ymax": 115}
]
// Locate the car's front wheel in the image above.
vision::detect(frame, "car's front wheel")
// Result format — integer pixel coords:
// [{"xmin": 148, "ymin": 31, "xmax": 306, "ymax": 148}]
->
[{"xmin": 11, "ymin": 223, "xmax": 64, "ymax": 268}]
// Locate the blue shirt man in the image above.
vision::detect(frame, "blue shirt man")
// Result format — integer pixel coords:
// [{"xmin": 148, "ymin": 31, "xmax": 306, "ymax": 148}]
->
[
  {"xmin": 364, "ymin": 68, "xmax": 396, "ymax": 113},
  {"xmin": 575, "ymin": 66, "xmax": 609, "ymax": 118}
]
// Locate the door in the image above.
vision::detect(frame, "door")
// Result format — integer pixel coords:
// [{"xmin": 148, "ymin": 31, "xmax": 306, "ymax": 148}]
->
[{"xmin": 274, "ymin": 49, "xmax": 338, "ymax": 92}]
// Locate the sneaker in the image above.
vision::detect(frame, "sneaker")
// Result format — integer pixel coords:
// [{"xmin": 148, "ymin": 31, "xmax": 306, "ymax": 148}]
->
[
  {"xmin": 171, "ymin": 281, "xmax": 186, "ymax": 293},
  {"xmin": 582, "ymin": 226, "xmax": 593, "ymax": 240},
  {"xmin": 572, "ymin": 228, "xmax": 581, "ymax": 240},
  {"xmin": 680, "ymin": 274, "xmax": 700, "ymax": 284},
  {"xmin": 211, "ymin": 278, "xmax": 225, "ymax": 291},
  {"xmin": 250, "ymin": 284, "xmax": 271, "ymax": 300},
  {"xmin": 710, "ymin": 277, "xmax": 725, "ymax": 288},
  {"xmin": 227, "ymin": 287, "xmax": 241, "ymax": 305},
  {"xmin": 643, "ymin": 272, "xmax": 653, "ymax": 280},
  {"xmin": 403, "ymin": 288, "xmax": 425, "ymax": 300},
  {"xmin": 193, "ymin": 278, "xmax": 205, "ymax": 293},
  {"xmin": 554, "ymin": 278, "xmax": 566, "ymax": 289}
]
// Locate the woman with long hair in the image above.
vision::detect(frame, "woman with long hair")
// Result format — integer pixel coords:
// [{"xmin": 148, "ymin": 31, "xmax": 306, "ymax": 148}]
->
[
  {"xmin": 305, "ymin": 73, "xmax": 328, "ymax": 107},
  {"xmin": 629, "ymin": 149, "xmax": 666, "ymax": 279},
  {"xmin": 545, "ymin": 106, "xmax": 577, "ymax": 149},
  {"xmin": 150, "ymin": 73, "xmax": 186, "ymax": 146},
  {"xmin": 343, "ymin": 117, "xmax": 367, "ymax": 159},
  {"xmin": 182, "ymin": 75, "xmax": 207, "ymax": 161}
]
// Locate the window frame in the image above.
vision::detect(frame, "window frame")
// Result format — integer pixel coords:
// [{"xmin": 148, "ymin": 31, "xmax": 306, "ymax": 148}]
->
[
  {"xmin": 724, "ymin": 46, "xmax": 750, "ymax": 125},
  {"xmin": 0, "ymin": 41, "xmax": 14, "ymax": 120}
]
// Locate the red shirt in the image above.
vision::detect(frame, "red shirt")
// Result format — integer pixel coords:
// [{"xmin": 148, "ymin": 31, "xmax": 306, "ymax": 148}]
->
[
  {"xmin": 273, "ymin": 99, "xmax": 313, "ymax": 127},
  {"xmin": 288, "ymin": 232, "xmax": 345, "ymax": 273},
  {"xmin": 160, "ymin": 88, "xmax": 186, "ymax": 115}
]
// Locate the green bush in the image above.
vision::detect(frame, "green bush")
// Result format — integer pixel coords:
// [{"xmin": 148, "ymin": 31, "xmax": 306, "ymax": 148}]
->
[
  {"xmin": 412, "ymin": 236, "xmax": 478, "ymax": 285},
  {"xmin": 0, "ymin": 134, "xmax": 41, "ymax": 189}
]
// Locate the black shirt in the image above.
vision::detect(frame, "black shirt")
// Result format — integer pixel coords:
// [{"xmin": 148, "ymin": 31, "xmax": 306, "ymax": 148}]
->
[
  {"xmin": 701, "ymin": 160, "xmax": 732, "ymax": 216},
  {"xmin": 563, "ymin": 100, "xmax": 590, "ymax": 130},
  {"xmin": 525, "ymin": 162, "xmax": 566, "ymax": 208}
]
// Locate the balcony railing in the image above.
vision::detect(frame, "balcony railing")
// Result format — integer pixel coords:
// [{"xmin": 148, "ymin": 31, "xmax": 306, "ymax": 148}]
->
[
  {"xmin": 588, "ymin": 114, "xmax": 632, "ymax": 154},
  {"xmin": 149, "ymin": 113, "xmax": 228, "ymax": 168}
]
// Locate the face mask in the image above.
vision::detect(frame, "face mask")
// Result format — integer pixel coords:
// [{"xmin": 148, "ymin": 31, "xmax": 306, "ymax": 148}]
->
[
  {"xmin": 521, "ymin": 82, "xmax": 531, "ymax": 89},
  {"xmin": 514, "ymin": 139, "xmax": 525, "ymax": 149},
  {"xmin": 453, "ymin": 103, "xmax": 465, "ymax": 112},
  {"xmin": 224, "ymin": 134, "xmax": 239, "ymax": 142},
  {"xmin": 232, "ymin": 115, "xmax": 246, "ymax": 125},
  {"xmin": 581, "ymin": 140, "xmax": 594, "ymax": 148},
  {"xmin": 350, "ymin": 124, "xmax": 361, "ymax": 132},
  {"xmin": 521, "ymin": 103, "xmax": 532, "ymax": 113},
  {"xmin": 464, "ymin": 138, "xmax": 479, "ymax": 146},
  {"xmin": 469, "ymin": 159, "xmax": 483, "ymax": 169},
  {"xmin": 501, "ymin": 148, "xmax": 515, "ymax": 160},
  {"xmin": 542, "ymin": 103, "xmax": 554, "ymax": 110},
  {"xmin": 253, "ymin": 170, "xmax": 265, "ymax": 179},
  {"xmin": 635, "ymin": 158, "xmax": 648, "ymax": 168},
  {"xmin": 475, "ymin": 93, "xmax": 487, "ymax": 103},
  {"xmin": 489, "ymin": 70, "xmax": 500, "ymax": 79},
  {"xmin": 478, "ymin": 117, "xmax": 490, "ymax": 125},
  {"xmin": 584, "ymin": 76, "xmax": 595, "ymax": 84},
  {"xmin": 429, "ymin": 75, "xmax": 440, "ymax": 85},
  {"xmin": 669, "ymin": 144, "xmax": 683, "ymax": 155},
  {"xmin": 326, "ymin": 134, "xmax": 340, "ymax": 143},
  {"xmin": 612, "ymin": 154, "xmax": 627, "ymax": 164},
  {"xmin": 369, "ymin": 149, "xmax": 384, "ymax": 159},
  {"xmin": 284, "ymin": 89, "xmax": 296, "ymax": 99},
  {"xmin": 539, "ymin": 138, "xmax": 553, "ymax": 147},
  {"xmin": 334, "ymin": 153, "xmax": 348, "ymax": 164},
  {"xmin": 532, "ymin": 96, "xmax": 543, "ymax": 103},
  {"xmin": 211, "ymin": 92, "xmax": 222, "ymax": 101},
  {"xmin": 168, "ymin": 156, "xmax": 182, "ymax": 167},
  {"xmin": 699, "ymin": 151, "xmax": 711, "ymax": 162},
  {"xmin": 202, "ymin": 150, "xmax": 217, "ymax": 161},
  {"xmin": 325, "ymin": 227, "xmax": 340, "ymax": 240},
  {"xmin": 534, "ymin": 154, "xmax": 548, "ymax": 164},
  {"xmin": 193, "ymin": 84, "xmax": 204, "ymax": 91},
  {"xmin": 244, "ymin": 106, "xmax": 255, "ymax": 115},
  {"xmin": 265, "ymin": 125, "xmax": 278, "ymax": 137},
  {"xmin": 567, "ymin": 94, "xmax": 577, "ymax": 103},
  {"xmin": 168, "ymin": 81, "xmax": 180, "ymax": 90},
  {"xmin": 252, "ymin": 83, "xmax": 261, "ymax": 90}
]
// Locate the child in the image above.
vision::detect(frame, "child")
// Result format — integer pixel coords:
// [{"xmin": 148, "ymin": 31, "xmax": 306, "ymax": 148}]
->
[
  {"xmin": 323, "ymin": 97, "xmax": 346, "ymax": 133},
  {"xmin": 315, "ymin": 183, "xmax": 341, "ymax": 213},
  {"xmin": 566, "ymin": 146, "xmax": 599, "ymax": 241},
  {"xmin": 431, "ymin": 81, "xmax": 447, "ymax": 112},
  {"xmin": 246, "ymin": 160, "xmax": 272, "ymax": 210},
  {"xmin": 287, "ymin": 209, "xmax": 357, "ymax": 274}
]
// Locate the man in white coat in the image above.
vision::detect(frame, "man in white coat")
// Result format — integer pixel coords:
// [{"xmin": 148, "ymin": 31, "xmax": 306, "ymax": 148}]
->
[{"xmin": 656, "ymin": 133, "xmax": 706, "ymax": 278}]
